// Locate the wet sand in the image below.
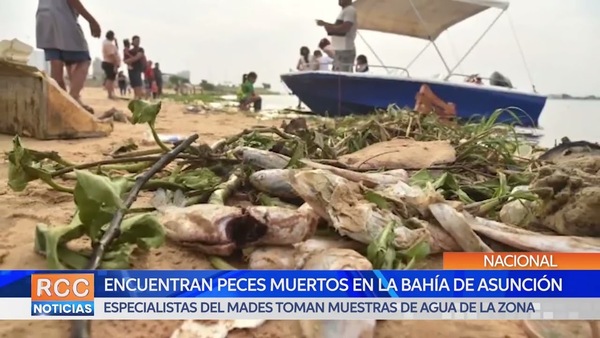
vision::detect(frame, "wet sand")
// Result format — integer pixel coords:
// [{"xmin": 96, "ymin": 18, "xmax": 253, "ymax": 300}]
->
[{"xmin": 0, "ymin": 87, "xmax": 590, "ymax": 338}]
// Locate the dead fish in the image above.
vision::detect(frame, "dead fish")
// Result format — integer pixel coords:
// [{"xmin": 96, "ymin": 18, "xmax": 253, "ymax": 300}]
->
[
  {"xmin": 98, "ymin": 107, "xmax": 130, "ymax": 123},
  {"xmin": 249, "ymin": 169, "xmax": 299, "ymax": 199},
  {"xmin": 246, "ymin": 203, "xmax": 319, "ymax": 245},
  {"xmin": 247, "ymin": 246, "xmax": 296, "ymax": 270},
  {"xmin": 378, "ymin": 181, "xmax": 491, "ymax": 252},
  {"xmin": 152, "ymin": 189, "xmax": 267, "ymax": 256},
  {"xmin": 170, "ymin": 319, "xmax": 265, "ymax": 338},
  {"xmin": 300, "ymin": 248, "xmax": 375, "ymax": 338},
  {"xmin": 538, "ymin": 138, "xmax": 600, "ymax": 162},
  {"xmin": 289, "ymin": 169, "xmax": 348, "ymax": 223},
  {"xmin": 429, "ymin": 203, "xmax": 492, "ymax": 252},
  {"xmin": 291, "ymin": 170, "xmax": 426, "ymax": 251},
  {"xmin": 247, "ymin": 235, "xmax": 365, "ymax": 270},
  {"xmin": 237, "ymin": 147, "xmax": 408, "ymax": 187},
  {"xmin": 233, "ymin": 146, "xmax": 290, "ymax": 169},
  {"xmin": 467, "ymin": 215, "xmax": 600, "ymax": 252},
  {"xmin": 293, "ymin": 237, "xmax": 365, "ymax": 269},
  {"xmin": 300, "ymin": 158, "xmax": 408, "ymax": 187}
]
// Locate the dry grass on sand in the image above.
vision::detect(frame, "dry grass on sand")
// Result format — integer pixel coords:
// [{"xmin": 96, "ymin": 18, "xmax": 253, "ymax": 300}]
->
[{"xmin": 0, "ymin": 88, "xmax": 592, "ymax": 338}]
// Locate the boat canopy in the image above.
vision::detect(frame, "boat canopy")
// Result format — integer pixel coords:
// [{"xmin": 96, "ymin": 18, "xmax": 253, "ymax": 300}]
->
[{"xmin": 353, "ymin": 0, "xmax": 509, "ymax": 40}]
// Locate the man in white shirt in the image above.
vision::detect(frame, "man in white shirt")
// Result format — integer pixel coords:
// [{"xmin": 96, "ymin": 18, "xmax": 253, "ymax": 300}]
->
[
  {"xmin": 316, "ymin": 0, "xmax": 357, "ymax": 72},
  {"xmin": 102, "ymin": 30, "xmax": 120, "ymax": 99}
]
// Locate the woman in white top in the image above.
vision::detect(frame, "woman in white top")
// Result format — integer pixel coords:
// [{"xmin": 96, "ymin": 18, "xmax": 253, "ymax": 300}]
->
[
  {"xmin": 297, "ymin": 46, "xmax": 311, "ymax": 71},
  {"xmin": 295, "ymin": 46, "xmax": 311, "ymax": 108}
]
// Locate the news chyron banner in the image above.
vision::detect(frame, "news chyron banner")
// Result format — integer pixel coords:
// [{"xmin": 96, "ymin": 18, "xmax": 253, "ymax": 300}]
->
[{"xmin": 0, "ymin": 252, "xmax": 597, "ymax": 320}]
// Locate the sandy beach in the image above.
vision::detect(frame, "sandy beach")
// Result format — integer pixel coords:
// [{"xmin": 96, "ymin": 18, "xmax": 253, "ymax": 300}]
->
[{"xmin": 0, "ymin": 87, "xmax": 591, "ymax": 338}]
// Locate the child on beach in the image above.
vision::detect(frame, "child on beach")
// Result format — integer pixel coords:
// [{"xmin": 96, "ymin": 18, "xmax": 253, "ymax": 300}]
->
[
  {"xmin": 117, "ymin": 71, "xmax": 127, "ymax": 96},
  {"xmin": 151, "ymin": 80, "xmax": 159, "ymax": 99},
  {"xmin": 237, "ymin": 72, "xmax": 262, "ymax": 112}
]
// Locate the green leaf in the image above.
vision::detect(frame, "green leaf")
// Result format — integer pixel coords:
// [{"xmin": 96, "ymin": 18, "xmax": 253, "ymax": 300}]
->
[
  {"xmin": 285, "ymin": 141, "xmax": 306, "ymax": 169},
  {"xmin": 73, "ymin": 170, "xmax": 128, "ymax": 239},
  {"xmin": 113, "ymin": 213, "xmax": 165, "ymax": 250},
  {"xmin": 366, "ymin": 221, "xmax": 396, "ymax": 269},
  {"xmin": 409, "ymin": 169, "xmax": 434, "ymax": 187},
  {"xmin": 399, "ymin": 239, "xmax": 431, "ymax": 262},
  {"xmin": 128, "ymin": 99, "xmax": 162, "ymax": 126},
  {"xmin": 398, "ymin": 237, "xmax": 431, "ymax": 270},
  {"xmin": 492, "ymin": 172, "xmax": 509, "ymax": 199},
  {"xmin": 35, "ymin": 211, "xmax": 165, "ymax": 270},
  {"xmin": 433, "ymin": 172, "xmax": 460, "ymax": 191},
  {"xmin": 34, "ymin": 221, "xmax": 87, "ymax": 270},
  {"xmin": 100, "ymin": 246, "xmax": 136, "ymax": 269},
  {"xmin": 7, "ymin": 136, "xmax": 53, "ymax": 191},
  {"xmin": 364, "ymin": 191, "xmax": 390, "ymax": 210},
  {"xmin": 175, "ymin": 168, "xmax": 221, "ymax": 190}
]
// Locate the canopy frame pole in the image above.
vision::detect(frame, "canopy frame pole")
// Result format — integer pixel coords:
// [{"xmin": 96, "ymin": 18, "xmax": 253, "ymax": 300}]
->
[
  {"xmin": 408, "ymin": 0, "xmax": 452, "ymax": 75},
  {"xmin": 506, "ymin": 11, "xmax": 538, "ymax": 92},
  {"xmin": 444, "ymin": 9, "xmax": 506, "ymax": 80},
  {"xmin": 405, "ymin": 41, "xmax": 431, "ymax": 69},
  {"xmin": 358, "ymin": 31, "xmax": 390, "ymax": 73}
]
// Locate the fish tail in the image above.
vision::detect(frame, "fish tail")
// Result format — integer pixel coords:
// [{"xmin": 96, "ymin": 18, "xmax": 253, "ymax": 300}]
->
[
  {"xmin": 172, "ymin": 189, "xmax": 187, "ymax": 207},
  {"xmin": 152, "ymin": 188, "xmax": 187, "ymax": 210},
  {"xmin": 151, "ymin": 188, "xmax": 169, "ymax": 210}
]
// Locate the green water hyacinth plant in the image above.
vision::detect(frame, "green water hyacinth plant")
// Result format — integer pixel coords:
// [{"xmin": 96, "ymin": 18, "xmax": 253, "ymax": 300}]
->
[
  {"xmin": 128, "ymin": 99, "xmax": 170, "ymax": 152},
  {"xmin": 34, "ymin": 170, "xmax": 165, "ymax": 269}
]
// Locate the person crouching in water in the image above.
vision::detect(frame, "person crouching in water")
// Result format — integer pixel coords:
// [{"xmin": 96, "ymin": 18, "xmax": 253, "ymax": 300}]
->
[
  {"xmin": 355, "ymin": 54, "xmax": 369, "ymax": 72},
  {"xmin": 238, "ymin": 72, "xmax": 261, "ymax": 112}
]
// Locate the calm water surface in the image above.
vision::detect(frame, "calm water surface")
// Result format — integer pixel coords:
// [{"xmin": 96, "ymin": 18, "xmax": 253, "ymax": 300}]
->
[{"xmin": 259, "ymin": 95, "xmax": 599, "ymax": 148}]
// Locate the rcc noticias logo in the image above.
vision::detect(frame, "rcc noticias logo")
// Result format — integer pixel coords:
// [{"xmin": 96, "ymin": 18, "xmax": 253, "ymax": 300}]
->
[{"xmin": 30, "ymin": 274, "xmax": 95, "ymax": 316}]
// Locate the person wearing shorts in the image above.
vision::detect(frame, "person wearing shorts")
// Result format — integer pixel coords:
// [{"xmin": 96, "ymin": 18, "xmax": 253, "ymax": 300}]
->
[
  {"xmin": 316, "ymin": 0, "xmax": 357, "ymax": 72},
  {"xmin": 124, "ymin": 35, "xmax": 146, "ymax": 99},
  {"xmin": 36, "ymin": 0, "xmax": 101, "ymax": 112},
  {"xmin": 101, "ymin": 30, "xmax": 120, "ymax": 99}
]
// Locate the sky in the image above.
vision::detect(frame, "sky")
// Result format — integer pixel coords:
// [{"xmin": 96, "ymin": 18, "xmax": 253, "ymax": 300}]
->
[{"xmin": 1, "ymin": 0, "xmax": 598, "ymax": 95}]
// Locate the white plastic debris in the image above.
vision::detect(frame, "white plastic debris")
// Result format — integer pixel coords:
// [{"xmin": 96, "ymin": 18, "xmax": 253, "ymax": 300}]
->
[{"xmin": 499, "ymin": 185, "xmax": 536, "ymax": 226}]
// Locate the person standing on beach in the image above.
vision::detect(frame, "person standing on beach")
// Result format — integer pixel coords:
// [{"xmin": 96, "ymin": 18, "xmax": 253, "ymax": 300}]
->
[
  {"xmin": 144, "ymin": 60, "xmax": 154, "ymax": 99},
  {"xmin": 124, "ymin": 35, "xmax": 146, "ymax": 99},
  {"xmin": 153, "ymin": 62, "xmax": 163, "ymax": 97},
  {"xmin": 36, "ymin": 0, "xmax": 101, "ymax": 112},
  {"xmin": 122, "ymin": 39, "xmax": 133, "ymax": 70},
  {"xmin": 117, "ymin": 71, "xmax": 127, "ymax": 96},
  {"xmin": 101, "ymin": 30, "xmax": 120, "ymax": 99},
  {"xmin": 316, "ymin": 0, "xmax": 357, "ymax": 72}
]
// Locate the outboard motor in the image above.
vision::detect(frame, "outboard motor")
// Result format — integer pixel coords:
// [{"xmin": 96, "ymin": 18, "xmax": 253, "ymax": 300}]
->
[{"xmin": 490, "ymin": 71, "xmax": 514, "ymax": 88}]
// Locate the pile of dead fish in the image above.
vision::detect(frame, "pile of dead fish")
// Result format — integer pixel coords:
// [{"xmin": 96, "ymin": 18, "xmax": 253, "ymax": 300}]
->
[{"xmin": 163, "ymin": 139, "xmax": 600, "ymax": 338}]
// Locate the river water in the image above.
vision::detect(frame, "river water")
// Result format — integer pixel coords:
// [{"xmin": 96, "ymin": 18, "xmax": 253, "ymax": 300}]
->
[{"xmin": 243, "ymin": 95, "xmax": 599, "ymax": 149}]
